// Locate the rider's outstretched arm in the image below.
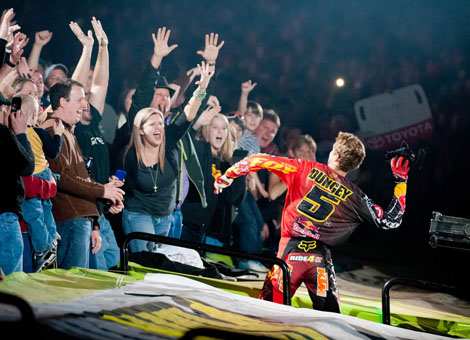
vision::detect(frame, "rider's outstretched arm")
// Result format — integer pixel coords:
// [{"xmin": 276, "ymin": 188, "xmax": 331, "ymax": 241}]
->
[{"xmin": 359, "ymin": 156, "xmax": 410, "ymax": 230}]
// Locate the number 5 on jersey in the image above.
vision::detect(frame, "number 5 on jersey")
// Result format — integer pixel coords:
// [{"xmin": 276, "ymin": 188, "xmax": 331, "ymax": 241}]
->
[{"xmin": 297, "ymin": 185, "xmax": 341, "ymax": 222}]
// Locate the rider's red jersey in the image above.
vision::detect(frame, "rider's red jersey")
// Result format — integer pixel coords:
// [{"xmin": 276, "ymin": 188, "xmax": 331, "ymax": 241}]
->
[{"xmin": 225, "ymin": 154, "xmax": 406, "ymax": 247}]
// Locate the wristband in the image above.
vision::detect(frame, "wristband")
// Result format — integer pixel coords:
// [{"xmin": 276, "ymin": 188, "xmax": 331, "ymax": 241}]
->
[
  {"xmin": 193, "ymin": 88, "xmax": 206, "ymax": 101},
  {"xmin": 5, "ymin": 58, "xmax": 15, "ymax": 68}
]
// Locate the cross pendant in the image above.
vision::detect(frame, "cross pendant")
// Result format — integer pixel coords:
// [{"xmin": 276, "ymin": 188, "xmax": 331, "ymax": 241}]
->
[{"xmin": 153, "ymin": 185, "xmax": 158, "ymax": 192}]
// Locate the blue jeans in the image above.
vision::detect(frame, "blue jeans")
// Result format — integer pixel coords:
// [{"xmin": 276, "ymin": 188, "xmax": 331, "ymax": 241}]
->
[
  {"xmin": 21, "ymin": 168, "xmax": 57, "ymax": 253},
  {"xmin": 0, "ymin": 212, "xmax": 23, "ymax": 275},
  {"xmin": 168, "ymin": 209, "xmax": 183, "ymax": 239},
  {"xmin": 234, "ymin": 191, "xmax": 264, "ymax": 254},
  {"xmin": 122, "ymin": 209, "xmax": 171, "ymax": 253},
  {"xmin": 89, "ymin": 214, "xmax": 120, "ymax": 270},
  {"xmin": 56, "ymin": 217, "xmax": 92, "ymax": 269}
]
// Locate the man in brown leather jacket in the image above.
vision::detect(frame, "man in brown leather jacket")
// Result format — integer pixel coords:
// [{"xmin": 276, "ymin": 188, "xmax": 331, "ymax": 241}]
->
[{"xmin": 44, "ymin": 79, "xmax": 124, "ymax": 269}]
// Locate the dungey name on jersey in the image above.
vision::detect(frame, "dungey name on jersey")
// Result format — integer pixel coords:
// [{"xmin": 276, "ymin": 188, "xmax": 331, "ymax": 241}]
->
[{"xmin": 308, "ymin": 168, "xmax": 353, "ymax": 201}]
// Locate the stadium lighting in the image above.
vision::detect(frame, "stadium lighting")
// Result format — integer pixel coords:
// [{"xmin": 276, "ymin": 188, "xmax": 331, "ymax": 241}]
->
[{"xmin": 335, "ymin": 78, "xmax": 345, "ymax": 87}]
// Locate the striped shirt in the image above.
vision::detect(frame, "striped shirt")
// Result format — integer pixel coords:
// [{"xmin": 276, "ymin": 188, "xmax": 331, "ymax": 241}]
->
[{"xmin": 237, "ymin": 131, "xmax": 260, "ymax": 156}]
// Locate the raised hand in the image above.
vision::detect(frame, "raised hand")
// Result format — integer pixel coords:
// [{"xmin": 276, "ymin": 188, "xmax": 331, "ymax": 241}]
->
[
  {"xmin": 10, "ymin": 32, "xmax": 29, "ymax": 64},
  {"xmin": 197, "ymin": 32, "xmax": 224, "ymax": 63},
  {"xmin": 10, "ymin": 108, "xmax": 28, "ymax": 135},
  {"xmin": 195, "ymin": 61, "xmax": 215, "ymax": 92},
  {"xmin": 17, "ymin": 57, "xmax": 32, "ymax": 78},
  {"xmin": 91, "ymin": 17, "xmax": 107, "ymax": 47},
  {"xmin": 34, "ymin": 30, "xmax": 53, "ymax": 47},
  {"xmin": 241, "ymin": 80, "xmax": 257, "ymax": 95},
  {"xmin": 186, "ymin": 66, "xmax": 201, "ymax": 83},
  {"xmin": 391, "ymin": 156, "xmax": 410, "ymax": 182},
  {"xmin": 199, "ymin": 104, "xmax": 222, "ymax": 126},
  {"xmin": 0, "ymin": 69, "xmax": 18, "ymax": 98},
  {"xmin": 7, "ymin": 24, "xmax": 20, "ymax": 41},
  {"xmin": 69, "ymin": 21, "xmax": 94, "ymax": 50},
  {"xmin": 0, "ymin": 8, "xmax": 15, "ymax": 40},
  {"xmin": 152, "ymin": 26, "xmax": 178, "ymax": 58}
]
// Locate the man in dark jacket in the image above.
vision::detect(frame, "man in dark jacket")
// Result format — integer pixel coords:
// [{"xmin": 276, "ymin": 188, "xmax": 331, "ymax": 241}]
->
[{"xmin": 0, "ymin": 106, "xmax": 35, "ymax": 275}]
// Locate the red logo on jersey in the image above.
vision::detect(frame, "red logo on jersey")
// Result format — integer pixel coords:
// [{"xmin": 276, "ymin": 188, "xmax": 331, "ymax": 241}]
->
[
  {"xmin": 398, "ymin": 194, "xmax": 406, "ymax": 212},
  {"xmin": 292, "ymin": 218, "xmax": 321, "ymax": 240},
  {"xmin": 374, "ymin": 205, "xmax": 384, "ymax": 219}
]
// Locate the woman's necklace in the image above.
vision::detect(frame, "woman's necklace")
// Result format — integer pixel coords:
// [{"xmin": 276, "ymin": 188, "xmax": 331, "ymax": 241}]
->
[
  {"xmin": 143, "ymin": 148, "xmax": 159, "ymax": 192},
  {"xmin": 148, "ymin": 165, "xmax": 158, "ymax": 192}
]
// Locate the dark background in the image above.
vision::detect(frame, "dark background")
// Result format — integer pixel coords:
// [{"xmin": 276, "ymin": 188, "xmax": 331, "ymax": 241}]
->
[{"xmin": 5, "ymin": 0, "xmax": 470, "ymax": 285}]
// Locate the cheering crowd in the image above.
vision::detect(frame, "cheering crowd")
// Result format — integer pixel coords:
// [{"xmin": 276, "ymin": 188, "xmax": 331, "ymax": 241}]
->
[
  {"xmin": 0, "ymin": 8, "xmax": 323, "ymax": 278},
  {"xmin": 2, "ymin": 0, "xmax": 470, "ymax": 314}
]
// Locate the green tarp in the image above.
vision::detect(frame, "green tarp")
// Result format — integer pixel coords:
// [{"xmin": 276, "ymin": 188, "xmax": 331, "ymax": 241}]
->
[{"xmin": 0, "ymin": 265, "xmax": 469, "ymax": 338}]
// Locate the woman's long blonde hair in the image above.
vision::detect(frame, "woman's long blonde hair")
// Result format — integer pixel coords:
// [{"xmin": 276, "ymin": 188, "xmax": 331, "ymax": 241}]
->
[
  {"xmin": 124, "ymin": 107, "xmax": 166, "ymax": 172},
  {"xmin": 201, "ymin": 113, "xmax": 237, "ymax": 162}
]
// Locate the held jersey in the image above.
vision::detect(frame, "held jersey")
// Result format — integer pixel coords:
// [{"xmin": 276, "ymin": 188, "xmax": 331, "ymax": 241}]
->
[{"xmin": 225, "ymin": 154, "xmax": 407, "ymax": 247}]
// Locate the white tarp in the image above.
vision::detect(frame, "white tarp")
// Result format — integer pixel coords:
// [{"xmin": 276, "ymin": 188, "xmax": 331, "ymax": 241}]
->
[
  {"xmin": 354, "ymin": 84, "xmax": 433, "ymax": 150},
  {"xmin": 27, "ymin": 273, "xmax": 456, "ymax": 340}
]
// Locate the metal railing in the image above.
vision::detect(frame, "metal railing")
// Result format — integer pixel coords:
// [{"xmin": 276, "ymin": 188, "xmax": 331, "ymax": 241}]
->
[
  {"xmin": 120, "ymin": 232, "xmax": 291, "ymax": 305},
  {"xmin": 382, "ymin": 277, "xmax": 467, "ymax": 325},
  {"xmin": 0, "ymin": 292, "xmax": 36, "ymax": 332}
]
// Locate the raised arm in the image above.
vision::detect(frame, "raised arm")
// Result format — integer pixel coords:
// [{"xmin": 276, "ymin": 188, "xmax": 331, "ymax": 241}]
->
[
  {"xmin": 183, "ymin": 61, "xmax": 214, "ymax": 122},
  {"xmin": 191, "ymin": 96, "xmax": 221, "ymax": 131},
  {"xmin": 0, "ymin": 9, "xmax": 21, "ymax": 60},
  {"xmin": 0, "ymin": 9, "xmax": 15, "ymax": 42},
  {"xmin": 215, "ymin": 153, "xmax": 299, "ymax": 194},
  {"xmin": 197, "ymin": 32, "xmax": 224, "ymax": 74},
  {"xmin": 0, "ymin": 9, "xmax": 16, "ymax": 66},
  {"xmin": 9, "ymin": 108, "xmax": 35, "ymax": 176},
  {"xmin": 69, "ymin": 21, "xmax": 94, "ymax": 88},
  {"xmin": 151, "ymin": 26, "xmax": 178, "ymax": 70},
  {"xmin": 360, "ymin": 156, "xmax": 410, "ymax": 230},
  {"xmin": 88, "ymin": 17, "xmax": 108, "ymax": 114},
  {"xmin": 168, "ymin": 83, "xmax": 181, "ymax": 108},
  {"xmin": 27, "ymin": 30, "xmax": 52, "ymax": 71},
  {"xmin": 127, "ymin": 27, "xmax": 177, "ymax": 127},
  {"xmin": 181, "ymin": 33, "xmax": 224, "ymax": 123},
  {"xmin": 238, "ymin": 80, "xmax": 257, "ymax": 116},
  {"xmin": 0, "ymin": 31, "xmax": 28, "ymax": 82}
]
